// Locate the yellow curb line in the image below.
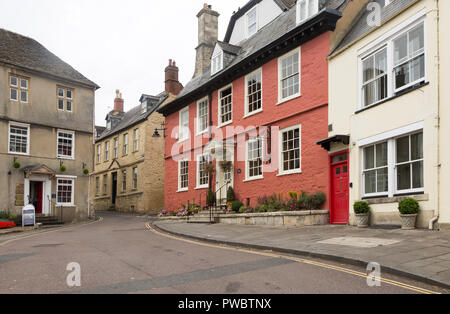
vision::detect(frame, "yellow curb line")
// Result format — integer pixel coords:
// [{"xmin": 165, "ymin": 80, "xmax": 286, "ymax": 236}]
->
[
  {"xmin": 146, "ymin": 222, "xmax": 441, "ymax": 295},
  {"xmin": 0, "ymin": 217, "xmax": 104, "ymax": 248}
]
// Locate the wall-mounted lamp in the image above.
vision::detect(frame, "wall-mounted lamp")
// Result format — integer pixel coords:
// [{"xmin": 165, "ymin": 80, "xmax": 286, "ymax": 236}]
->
[{"xmin": 152, "ymin": 123, "xmax": 167, "ymax": 138}]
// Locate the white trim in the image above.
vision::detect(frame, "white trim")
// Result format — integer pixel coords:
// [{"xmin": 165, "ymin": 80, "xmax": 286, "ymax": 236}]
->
[
  {"xmin": 178, "ymin": 159, "xmax": 189, "ymax": 192},
  {"xmin": 278, "ymin": 47, "xmax": 301, "ymax": 103},
  {"xmin": 218, "ymin": 84, "xmax": 233, "ymax": 127},
  {"xmin": 196, "ymin": 153, "xmax": 210, "ymax": 190},
  {"xmin": 196, "ymin": 97, "xmax": 209, "ymax": 136},
  {"xmin": 244, "ymin": 67, "xmax": 263, "ymax": 118},
  {"xmin": 8, "ymin": 121, "xmax": 30, "ymax": 156},
  {"xmin": 56, "ymin": 129, "xmax": 75, "ymax": 160},
  {"xmin": 245, "ymin": 137, "xmax": 264, "ymax": 181},
  {"xmin": 178, "ymin": 107, "xmax": 190, "ymax": 142},
  {"xmin": 24, "ymin": 175, "xmax": 52, "ymax": 215},
  {"xmin": 211, "ymin": 51, "xmax": 224, "ymax": 76},
  {"xmin": 278, "ymin": 124, "xmax": 302, "ymax": 176},
  {"xmin": 357, "ymin": 121, "xmax": 424, "ymax": 147},
  {"xmin": 296, "ymin": 0, "xmax": 319, "ymax": 25},
  {"xmin": 246, "ymin": 6, "xmax": 258, "ymax": 38},
  {"xmin": 55, "ymin": 175, "xmax": 78, "ymax": 179},
  {"xmin": 56, "ymin": 177, "xmax": 75, "ymax": 206}
]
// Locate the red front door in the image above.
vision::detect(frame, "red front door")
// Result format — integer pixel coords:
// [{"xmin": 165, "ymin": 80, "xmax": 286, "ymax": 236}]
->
[
  {"xmin": 35, "ymin": 182, "xmax": 43, "ymax": 214},
  {"xmin": 330, "ymin": 152, "xmax": 349, "ymax": 224}
]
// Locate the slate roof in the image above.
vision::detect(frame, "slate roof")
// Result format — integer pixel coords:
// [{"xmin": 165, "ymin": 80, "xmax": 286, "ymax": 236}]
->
[
  {"xmin": 331, "ymin": 0, "xmax": 419, "ymax": 56},
  {"xmin": 96, "ymin": 93, "xmax": 169, "ymax": 142},
  {"xmin": 158, "ymin": 1, "xmax": 346, "ymax": 114},
  {"xmin": 0, "ymin": 28, "xmax": 99, "ymax": 89}
]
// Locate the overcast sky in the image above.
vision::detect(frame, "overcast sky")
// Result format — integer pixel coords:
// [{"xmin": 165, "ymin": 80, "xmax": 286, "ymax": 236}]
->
[{"xmin": 0, "ymin": 0, "xmax": 244, "ymax": 125}]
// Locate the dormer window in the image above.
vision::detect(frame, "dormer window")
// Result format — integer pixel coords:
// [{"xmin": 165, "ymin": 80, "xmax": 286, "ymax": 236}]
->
[
  {"xmin": 246, "ymin": 7, "xmax": 258, "ymax": 37},
  {"xmin": 211, "ymin": 52, "xmax": 223, "ymax": 76},
  {"xmin": 106, "ymin": 120, "xmax": 111, "ymax": 130},
  {"xmin": 297, "ymin": 0, "xmax": 319, "ymax": 24},
  {"xmin": 141, "ymin": 100, "xmax": 147, "ymax": 114}
]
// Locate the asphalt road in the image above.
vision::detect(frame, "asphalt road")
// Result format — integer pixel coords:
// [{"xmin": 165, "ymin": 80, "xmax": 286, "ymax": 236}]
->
[{"xmin": 0, "ymin": 213, "xmax": 445, "ymax": 294}]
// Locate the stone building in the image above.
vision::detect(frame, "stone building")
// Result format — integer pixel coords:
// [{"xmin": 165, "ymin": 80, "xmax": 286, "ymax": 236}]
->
[
  {"xmin": 0, "ymin": 28, "xmax": 99, "ymax": 222},
  {"xmin": 93, "ymin": 60, "xmax": 182, "ymax": 214}
]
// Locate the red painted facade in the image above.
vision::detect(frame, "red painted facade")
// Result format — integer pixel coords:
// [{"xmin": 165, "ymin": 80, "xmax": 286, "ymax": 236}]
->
[{"xmin": 163, "ymin": 32, "xmax": 331, "ymax": 210}]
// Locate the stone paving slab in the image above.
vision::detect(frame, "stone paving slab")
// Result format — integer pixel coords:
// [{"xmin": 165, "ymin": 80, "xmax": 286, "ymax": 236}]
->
[{"xmin": 153, "ymin": 220, "xmax": 450, "ymax": 288}]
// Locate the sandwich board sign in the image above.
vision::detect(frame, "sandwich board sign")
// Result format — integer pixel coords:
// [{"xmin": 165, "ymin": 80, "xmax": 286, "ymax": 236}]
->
[{"xmin": 22, "ymin": 204, "xmax": 36, "ymax": 227}]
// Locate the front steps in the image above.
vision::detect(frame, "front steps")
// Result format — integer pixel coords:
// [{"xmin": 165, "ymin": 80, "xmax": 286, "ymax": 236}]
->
[
  {"xmin": 36, "ymin": 214, "xmax": 63, "ymax": 226},
  {"xmin": 187, "ymin": 207, "xmax": 226, "ymax": 224}
]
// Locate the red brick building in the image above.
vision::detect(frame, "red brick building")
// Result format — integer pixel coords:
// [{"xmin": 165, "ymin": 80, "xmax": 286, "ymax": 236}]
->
[{"xmin": 158, "ymin": 0, "xmax": 345, "ymax": 211}]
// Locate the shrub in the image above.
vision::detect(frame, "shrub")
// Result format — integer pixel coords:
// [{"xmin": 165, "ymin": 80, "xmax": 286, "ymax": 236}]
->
[
  {"xmin": 0, "ymin": 212, "xmax": 17, "ymax": 221},
  {"xmin": 206, "ymin": 190, "xmax": 216, "ymax": 206},
  {"xmin": 227, "ymin": 187, "xmax": 236, "ymax": 202},
  {"xmin": 354, "ymin": 201, "xmax": 370, "ymax": 214},
  {"xmin": 239, "ymin": 206, "xmax": 248, "ymax": 214},
  {"xmin": 231, "ymin": 201, "xmax": 244, "ymax": 213},
  {"xmin": 398, "ymin": 198, "xmax": 420, "ymax": 215}
]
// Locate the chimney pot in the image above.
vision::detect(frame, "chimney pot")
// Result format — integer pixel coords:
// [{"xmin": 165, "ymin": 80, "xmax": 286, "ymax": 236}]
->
[
  {"xmin": 194, "ymin": 3, "xmax": 219, "ymax": 77},
  {"xmin": 114, "ymin": 89, "xmax": 124, "ymax": 112},
  {"xmin": 165, "ymin": 59, "xmax": 182, "ymax": 95}
]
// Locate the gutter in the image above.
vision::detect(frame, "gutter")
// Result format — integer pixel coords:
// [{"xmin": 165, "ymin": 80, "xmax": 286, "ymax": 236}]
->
[{"xmin": 429, "ymin": 0, "xmax": 441, "ymax": 230}]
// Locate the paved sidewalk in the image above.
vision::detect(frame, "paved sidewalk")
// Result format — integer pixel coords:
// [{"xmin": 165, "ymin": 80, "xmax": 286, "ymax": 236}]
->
[{"xmin": 153, "ymin": 221, "xmax": 450, "ymax": 288}]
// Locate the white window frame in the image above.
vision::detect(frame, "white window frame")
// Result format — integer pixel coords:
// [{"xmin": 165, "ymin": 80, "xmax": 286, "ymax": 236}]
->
[
  {"xmin": 57, "ymin": 87, "xmax": 73, "ymax": 112},
  {"xmin": 358, "ymin": 17, "xmax": 426, "ymax": 109},
  {"xmin": 278, "ymin": 124, "xmax": 302, "ymax": 176},
  {"xmin": 218, "ymin": 84, "xmax": 233, "ymax": 127},
  {"xmin": 113, "ymin": 137, "xmax": 118, "ymax": 159},
  {"xmin": 359, "ymin": 124, "xmax": 424, "ymax": 198},
  {"xmin": 196, "ymin": 154, "xmax": 211, "ymax": 189},
  {"xmin": 8, "ymin": 122, "xmax": 30, "ymax": 156},
  {"xmin": 178, "ymin": 159, "xmax": 189, "ymax": 192},
  {"xmin": 123, "ymin": 133, "xmax": 129, "ymax": 155},
  {"xmin": 296, "ymin": 0, "xmax": 319, "ymax": 24},
  {"xmin": 134, "ymin": 128, "xmax": 139, "ymax": 152},
  {"xmin": 56, "ymin": 177, "xmax": 75, "ymax": 206},
  {"xmin": 132, "ymin": 167, "xmax": 138, "ymax": 190},
  {"xmin": 278, "ymin": 47, "xmax": 301, "ymax": 103},
  {"xmin": 178, "ymin": 107, "xmax": 190, "ymax": 142},
  {"xmin": 244, "ymin": 68, "xmax": 263, "ymax": 118},
  {"xmin": 9, "ymin": 74, "xmax": 29, "ymax": 103},
  {"xmin": 245, "ymin": 137, "xmax": 264, "ymax": 182},
  {"xmin": 96, "ymin": 144, "xmax": 101, "ymax": 163},
  {"xmin": 105, "ymin": 141, "xmax": 110, "ymax": 161},
  {"xmin": 362, "ymin": 141, "xmax": 389, "ymax": 198},
  {"xmin": 361, "ymin": 46, "xmax": 389, "ymax": 108},
  {"xmin": 246, "ymin": 6, "xmax": 258, "ymax": 38},
  {"xmin": 196, "ymin": 97, "xmax": 209, "ymax": 135},
  {"xmin": 211, "ymin": 52, "xmax": 223, "ymax": 76},
  {"xmin": 56, "ymin": 129, "xmax": 75, "ymax": 160}
]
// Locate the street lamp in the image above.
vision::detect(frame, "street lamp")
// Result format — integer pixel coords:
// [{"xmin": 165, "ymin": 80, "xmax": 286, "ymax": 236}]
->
[{"xmin": 152, "ymin": 123, "xmax": 167, "ymax": 138}]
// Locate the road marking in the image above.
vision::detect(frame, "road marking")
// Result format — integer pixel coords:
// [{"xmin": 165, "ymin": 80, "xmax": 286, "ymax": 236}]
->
[
  {"xmin": 0, "ymin": 217, "xmax": 104, "ymax": 248},
  {"xmin": 146, "ymin": 222, "xmax": 441, "ymax": 295}
]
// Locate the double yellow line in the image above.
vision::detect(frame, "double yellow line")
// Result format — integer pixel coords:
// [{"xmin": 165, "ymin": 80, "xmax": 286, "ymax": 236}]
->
[{"xmin": 146, "ymin": 222, "xmax": 441, "ymax": 295}]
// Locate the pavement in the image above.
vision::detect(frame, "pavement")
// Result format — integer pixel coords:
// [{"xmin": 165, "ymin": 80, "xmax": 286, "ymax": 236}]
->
[
  {"xmin": 153, "ymin": 220, "xmax": 450, "ymax": 289},
  {"xmin": 1, "ymin": 212, "xmax": 445, "ymax": 294}
]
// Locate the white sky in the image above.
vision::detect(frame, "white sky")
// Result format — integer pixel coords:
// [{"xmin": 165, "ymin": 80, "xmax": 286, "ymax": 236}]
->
[{"xmin": 0, "ymin": 0, "xmax": 244, "ymax": 125}]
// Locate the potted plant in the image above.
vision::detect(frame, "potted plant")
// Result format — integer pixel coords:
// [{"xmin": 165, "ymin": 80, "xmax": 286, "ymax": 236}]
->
[
  {"xmin": 398, "ymin": 198, "xmax": 420, "ymax": 230},
  {"xmin": 354, "ymin": 201, "xmax": 370, "ymax": 228}
]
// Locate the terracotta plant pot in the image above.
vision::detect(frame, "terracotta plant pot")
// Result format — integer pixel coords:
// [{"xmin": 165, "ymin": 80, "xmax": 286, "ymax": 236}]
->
[
  {"xmin": 400, "ymin": 214, "xmax": 418, "ymax": 230},
  {"xmin": 355, "ymin": 213, "xmax": 370, "ymax": 228}
]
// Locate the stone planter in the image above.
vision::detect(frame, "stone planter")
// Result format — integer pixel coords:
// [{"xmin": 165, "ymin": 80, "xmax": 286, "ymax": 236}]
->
[
  {"xmin": 355, "ymin": 213, "xmax": 370, "ymax": 228},
  {"xmin": 400, "ymin": 214, "xmax": 418, "ymax": 230}
]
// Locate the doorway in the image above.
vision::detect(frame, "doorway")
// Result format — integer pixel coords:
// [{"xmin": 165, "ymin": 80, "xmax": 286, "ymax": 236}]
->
[
  {"xmin": 112, "ymin": 172, "xmax": 118, "ymax": 205},
  {"xmin": 330, "ymin": 151, "xmax": 349, "ymax": 224},
  {"xmin": 30, "ymin": 181, "xmax": 44, "ymax": 214}
]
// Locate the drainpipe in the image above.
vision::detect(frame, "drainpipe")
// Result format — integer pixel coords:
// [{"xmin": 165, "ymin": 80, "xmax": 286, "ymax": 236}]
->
[{"xmin": 429, "ymin": 0, "xmax": 441, "ymax": 230}]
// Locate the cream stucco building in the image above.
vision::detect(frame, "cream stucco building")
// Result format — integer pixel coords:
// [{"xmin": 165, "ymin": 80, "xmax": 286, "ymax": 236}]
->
[
  {"xmin": 324, "ymin": 0, "xmax": 448, "ymax": 229},
  {"xmin": 0, "ymin": 29, "xmax": 99, "ymax": 222}
]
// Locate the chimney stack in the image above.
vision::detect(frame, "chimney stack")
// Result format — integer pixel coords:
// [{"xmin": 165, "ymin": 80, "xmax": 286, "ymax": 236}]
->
[
  {"xmin": 194, "ymin": 3, "xmax": 219, "ymax": 77},
  {"xmin": 114, "ymin": 89, "xmax": 124, "ymax": 112},
  {"xmin": 165, "ymin": 59, "xmax": 182, "ymax": 95}
]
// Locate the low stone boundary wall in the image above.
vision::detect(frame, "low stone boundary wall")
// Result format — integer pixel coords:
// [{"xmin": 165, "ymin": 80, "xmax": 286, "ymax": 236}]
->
[
  {"xmin": 217, "ymin": 210, "xmax": 329, "ymax": 227},
  {"xmin": 158, "ymin": 210, "xmax": 330, "ymax": 227}
]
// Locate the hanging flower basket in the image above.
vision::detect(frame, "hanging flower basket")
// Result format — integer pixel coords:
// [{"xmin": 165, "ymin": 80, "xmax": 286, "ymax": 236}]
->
[
  {"xmin": 83, "ymin": 168, "xmax": 89, "ymax": 175},
  {"xmin": 204, "ymin": 162, "xmax": 216, "ymax": 175},
  {"xmin": 13, "ymin": 161, "xmax": 21, "ymax": 169},
  {"xmin": 219, "ymin": 161, "xmax": 233, "ymax": 171},
  {"xmin": 59, "ymin": 165, "xmax": 67, "ymax": 172}
]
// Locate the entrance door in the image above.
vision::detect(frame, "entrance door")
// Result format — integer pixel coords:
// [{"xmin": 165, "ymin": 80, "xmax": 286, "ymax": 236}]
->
[
  {"xmin": 330, "ymin": 152, "xmax": 349, "ymax": 224},
  {"xmin": 30, "ymin": 181, "xmax": 43, "ymax": 214},
  {"xmin": 112, "ymin": 172, "xmax": 118, "ymax": 205}
]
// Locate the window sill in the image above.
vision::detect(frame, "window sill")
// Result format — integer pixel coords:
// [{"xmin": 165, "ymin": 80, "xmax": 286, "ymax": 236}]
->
[
  {"xmin": 58, "ymin": 156, "xmax": 75, "ymax": 160},
  {"xmin": 243, "ymin": 176, "xmax": 264, "ymax": 183},
  {"xmin": 277, "ymin": 94, "xmax": 301, "ymax": 106},
  {"xmin": 177, "ymin": 189, "xmax": 189, "ymax": 193},
  {"xmin": 356, "ymin": 81, "xmax": 429, "ymax": 114},
  {"xmin": 244, "ymin": 109, "xmax": 263, "ymax": 119},
  {"xmin": 218, "ymin": 121, "xmax": 233, "ymax": 128},
  {"xmin": 195, "ymin": 186, "xmax": 209, "ymax": 190},
  {"xmin": 363, "ymin": 193, "xmax": 428, "ymax": 205},
  {"xmin": 277, "ymin": 170, "xmax": 302, "ymax": 177},
  {"xmin": 8, "ymin": 152, "xmax": 30, "ymax": 156}
]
